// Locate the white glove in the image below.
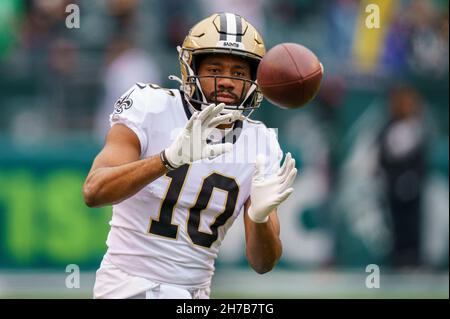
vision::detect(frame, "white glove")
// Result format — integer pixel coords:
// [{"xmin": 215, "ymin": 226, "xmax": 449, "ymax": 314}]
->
[
  {"xmin": 248, "ymin": 153, "xmax": 297, "ymax": 223},
  {"xmin": 164, "ymin": 103, "xmax": 240, "ymax": 168}
]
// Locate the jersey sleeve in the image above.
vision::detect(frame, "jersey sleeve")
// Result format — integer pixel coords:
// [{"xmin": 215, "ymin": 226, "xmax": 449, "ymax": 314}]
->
[{"xmin": 109, "ymin": 84, "xmax": 149, "ymax": 155}]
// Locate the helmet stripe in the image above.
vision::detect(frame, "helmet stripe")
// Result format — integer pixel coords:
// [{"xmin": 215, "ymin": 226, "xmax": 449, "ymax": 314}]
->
[
  {"xmin": 236, "ymin": 15, "xmax": 243, "ymax": 42},
  {"xmin": 225, "ymin": 13, "xmax": 237, "ymax": 42},
  {"xmin": 219, "ymin": 13, "xmax": 227, "ymax": 41}
]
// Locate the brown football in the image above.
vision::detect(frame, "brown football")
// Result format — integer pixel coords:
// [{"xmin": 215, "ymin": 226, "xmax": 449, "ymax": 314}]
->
[{"xmin": 257, "ymin": 43, "xmax": 323, "ymax": 109}]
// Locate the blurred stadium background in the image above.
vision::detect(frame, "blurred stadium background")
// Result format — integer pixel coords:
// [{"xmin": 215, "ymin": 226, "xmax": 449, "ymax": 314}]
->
[{"xmin": 0, "ymin": 0, "xmax": 448, "ymax": 298}]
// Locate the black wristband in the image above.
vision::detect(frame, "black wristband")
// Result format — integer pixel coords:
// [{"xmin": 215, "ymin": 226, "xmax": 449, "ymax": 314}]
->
[{"xmin": 160, "ymin": 150, "xmax": 176, "ymax": 171}]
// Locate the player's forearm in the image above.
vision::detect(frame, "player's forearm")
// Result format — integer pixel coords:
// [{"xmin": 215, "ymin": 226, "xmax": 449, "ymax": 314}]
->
[
  {"xmin": 83, "ymin": 154, "xmax": 167, "ymax": 208},
  {"xmin": 245, "ymin": 214, "xmax": 282, "ymax": 274}
]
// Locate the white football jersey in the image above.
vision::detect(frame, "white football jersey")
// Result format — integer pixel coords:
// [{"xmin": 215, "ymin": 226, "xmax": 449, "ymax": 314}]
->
[{"xmin": 104, "ymin": 83, "xmax": 282, "ymax": 289}]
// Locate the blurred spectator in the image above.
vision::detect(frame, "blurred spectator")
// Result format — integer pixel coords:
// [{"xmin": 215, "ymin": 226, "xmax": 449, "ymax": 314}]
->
[
  {"xmin": 381, "ymin": 11, "xmax": 411, "ymax": 75},
  {"xmin": 19, "ymin": 0, "xmax": 71, "ymax": 72},
  {"xmin": 20, "ymin": 0, "xmax": 72, "ymax": 46},
  {"xmin": 377, "ymin": 84, "xmax": 427, "ymax": 268},
  {"xmin": 107, "ymin": 0, "xmax": 139, "ymax": 33},
  {"xmin": 160, "ymin": 0, "xmax": 198, "ymax": 50},
  {"xmin": 315, "ymin": 75, "xmax": 347, "ymax": 185},
  {"xmin": 94, "ymin": 36, "xmax": 161, "ymax": 142},
  {"xmin": 406, "ymin": 0, "xmax": 449, "ymax": 77},
  {"xmin": 48, "ymin": 37, "xmax": 78, "ymax": 76},
  {"xmin": 381, "ymin": 0, "xmax": 449, "ymax": 77},
  {"xmin": 327, "ymin": 0, "xmax": 359, "ymax": 71},
  {"xmin": 47, "ymin": 37, "xmax": 80, "ymax": 131}
]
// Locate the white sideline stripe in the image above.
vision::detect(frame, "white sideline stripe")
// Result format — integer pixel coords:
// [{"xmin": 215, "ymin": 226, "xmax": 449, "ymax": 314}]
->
[{"xmin": 0, "ymin": 270, "xmax": 448, "ymax": 298}]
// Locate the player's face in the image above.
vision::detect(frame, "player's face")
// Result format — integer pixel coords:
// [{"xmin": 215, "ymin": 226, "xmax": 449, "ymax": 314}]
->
[{"xmin": 197, "ymin": 54, "xmax": 252, "ymax": 105}]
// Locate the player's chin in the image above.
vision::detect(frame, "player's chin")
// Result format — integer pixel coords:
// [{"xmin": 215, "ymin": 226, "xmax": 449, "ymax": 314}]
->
[{"xmin": 208, "ymin": 97, "xmax": 239, "ymax": 106}]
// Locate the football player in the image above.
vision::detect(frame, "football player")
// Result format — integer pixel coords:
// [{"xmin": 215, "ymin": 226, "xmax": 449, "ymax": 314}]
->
[{"xmin": 84, "ymin": 12, "xmax": 297, "ymax": 299}]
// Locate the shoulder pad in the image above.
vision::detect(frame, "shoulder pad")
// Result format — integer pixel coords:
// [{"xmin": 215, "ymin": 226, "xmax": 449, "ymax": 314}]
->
[{"xmin": 127, "ymin": 82, "xmax": 178, "ymax": 114}]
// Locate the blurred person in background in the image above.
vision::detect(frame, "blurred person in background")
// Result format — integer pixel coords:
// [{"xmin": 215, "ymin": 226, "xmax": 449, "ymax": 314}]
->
[
  {"xmin": 377, "ymin": 84, "xmax": 427, "ymax": 268},
  {"xmin": 94, "ymin": 0, "xmax": 162, "ymax": 141},
  {"xmin": 381, "ymin": 0, "xmax": 448, "ymax": 77},
  {"xmin": 406, "ymin": 0, "xmax": 449, "ymax": 78},
  {"xmin": 19, "ymin": 0, "xmax": 72, "ymax": 70},
  {"xmin": 9, "ymin": 0, "xmax": 81, "ymax": 139},
  {"xmin": 94, "ymin": 36, "xmax": 161, "ymax": 142},
  {"xmin": 159, "ymin": 0, "xmax": 198, "ymax": 50},
  {"xmin": 107, "ymin": 0, "xmax": 139, "ymax": 32}
]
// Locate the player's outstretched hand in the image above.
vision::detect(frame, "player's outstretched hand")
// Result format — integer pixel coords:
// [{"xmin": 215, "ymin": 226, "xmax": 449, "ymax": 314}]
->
[
  {"xmin": 248, "ymin": 153, "xmax": 297, "ymax": 223},
  {"xmin": 164, "ymin": 103, "xmax": 236, "ymax": 168}
]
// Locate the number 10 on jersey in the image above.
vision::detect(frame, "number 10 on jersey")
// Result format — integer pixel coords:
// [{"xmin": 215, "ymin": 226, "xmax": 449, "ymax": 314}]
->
[{"xmin": 148, "ymin": 165, "xmax": 239, "ymax": 248}]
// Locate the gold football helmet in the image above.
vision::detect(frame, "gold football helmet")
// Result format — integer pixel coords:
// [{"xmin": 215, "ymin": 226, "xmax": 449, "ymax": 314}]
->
[{"xmin": 171, "ymin": 13, "xmax": 266, "ymax": 116}]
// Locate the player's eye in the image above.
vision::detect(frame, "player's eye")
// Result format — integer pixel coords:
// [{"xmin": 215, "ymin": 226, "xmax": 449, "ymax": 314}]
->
[
  {"xmin": 233, "ymin": 71, "xmax": 246, "ymax": 77},
  {"xmin": 208, "ymin": 68, "xmax": 221, "ymax": 74}
]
